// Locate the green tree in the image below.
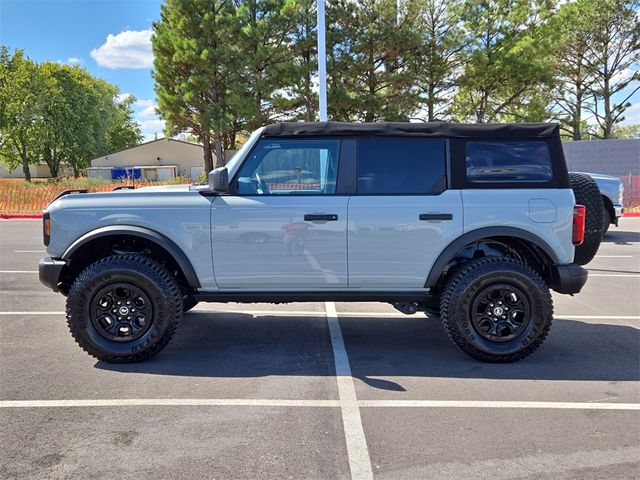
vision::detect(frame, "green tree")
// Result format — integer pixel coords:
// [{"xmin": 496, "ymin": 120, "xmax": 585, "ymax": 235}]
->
[
  {"xmin": 452, "ymin": 0, "xmax": 557, "ymax": 123},
  {"xmin": 585, "ymin": 0, "xmax": 639, "ymax": 139},
  {"xmin": 153, "ymin": 0, "xmax": 241, "ymax": 171},
  {"xmin": 549, "ymin": 0, "xmax": 596, "ymax": 140},
  {"xmin": 0, "ymin": 48, "xmax": 43, "ymax": 181},
  {"xmin": 274, "ymin": 0, "xmax": 318, "ymax": 121},
  {"xmin": 413, "ymin": 0, "xmax": 467, "ymax": 121},
  {"xmin": 611, "ymin": 123, "xmax": 640, "ymax": 139},
  {"xmin": 234, "ymin": 0, "xmax": 299, "ymax": 130},
  {"xmin": 327, "ymin": 0, "xmax": 422, "ymax": 121}
]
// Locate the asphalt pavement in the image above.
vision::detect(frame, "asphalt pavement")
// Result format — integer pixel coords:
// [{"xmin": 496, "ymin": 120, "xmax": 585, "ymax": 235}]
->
[{"xmin": 1, "ymin": 218, "xmax": 639, "ymax": 479}]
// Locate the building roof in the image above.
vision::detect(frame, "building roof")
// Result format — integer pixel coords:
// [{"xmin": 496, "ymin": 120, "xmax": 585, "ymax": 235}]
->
[
  {"xmin": 262, "ymin": 121, "xmax": 560, "ymax": 139},
  {"xmin": 91, "ymin": 137, "xmax": 202, "ymax": 161}
]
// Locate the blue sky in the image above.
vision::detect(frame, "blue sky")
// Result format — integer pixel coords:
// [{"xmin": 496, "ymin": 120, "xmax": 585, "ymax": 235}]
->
[
  {"xmin": 0, "ymin": 0, "xmax": 638, "ymax": 141},
  {"xmin": 0, "ymin": 0, "xmax": 164, "ymax": 140}
]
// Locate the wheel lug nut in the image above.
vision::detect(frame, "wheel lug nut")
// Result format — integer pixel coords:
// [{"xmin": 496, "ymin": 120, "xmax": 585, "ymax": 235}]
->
[
  {"xmin": 118, "ymin": 316, "xmax": 122, "ymax": 320},
  {"xmin": 127, "ymin": 301, "xmax": 131, "ymax": 305}
]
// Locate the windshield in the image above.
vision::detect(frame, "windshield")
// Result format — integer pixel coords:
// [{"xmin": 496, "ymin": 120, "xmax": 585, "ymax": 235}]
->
[{"xmin": 224, "ymin": 127, "xmax": 264, "ymax": 179}]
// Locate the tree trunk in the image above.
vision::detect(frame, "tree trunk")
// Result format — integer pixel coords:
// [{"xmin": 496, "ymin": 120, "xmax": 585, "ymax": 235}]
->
[
  {"xmin": 202, "ymin": 133, "xmax": 214, "ymax": 173},
  {"xmin": 214, "ymin": 131, "xmax": 225, "ymax": 168},
  {"xmin": 20, "ymin": 146, "xmax": 31, "ymax": 182}
]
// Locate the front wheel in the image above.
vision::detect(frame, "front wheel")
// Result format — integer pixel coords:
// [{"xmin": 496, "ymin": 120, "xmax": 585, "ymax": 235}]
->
[
  {"xmin": 439, "ymin": 257, "xmax": 553, "ymax": 363},
  {"xmin": 66, "ymin": 254, "xmax": 183, "ymax": 363}
]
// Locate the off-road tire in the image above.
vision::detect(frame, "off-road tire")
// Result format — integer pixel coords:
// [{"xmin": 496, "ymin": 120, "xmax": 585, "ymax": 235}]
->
[
  {"xmin": 602, "ymin": 205, "xmax": 610, "ymax": 237},
  {"xmin": 182, "ymin": 295, "xmax": 198, "ymax": 312},
  {"xmin": 570, "ymin": 173, "xmax": 604, "ymax": 265},
  {"xmin": 440, "ymin": 257, "xmax": 553, "ymax": 363},
  {"xmin": 66, "ymin": 254, "xmax": 183, "ymax": 363}
]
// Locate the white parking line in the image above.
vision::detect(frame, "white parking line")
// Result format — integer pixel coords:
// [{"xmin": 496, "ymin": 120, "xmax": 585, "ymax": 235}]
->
[
  {"xmin": 0, "ymin": 270, "xmax": 37, "ymax": 274},
  {"xmin": 0, "ymin": 399, "xmax": 340, "ymax": 408},
  {"xmin": 358, "ymin": 400, "xmax": 640, "ymax": 410},
  {"xmin": 588, "ymin": 273, "xmax": 640, "ymax": 277},
  {"xmin": 325, "ymin": 301, "xmax": 374, "ymax": 480}
]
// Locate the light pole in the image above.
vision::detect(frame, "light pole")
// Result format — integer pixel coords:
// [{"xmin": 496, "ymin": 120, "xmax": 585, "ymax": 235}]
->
[{"xmin": 317, "ymin": 0, "xmax": 328, "ymax": 121}]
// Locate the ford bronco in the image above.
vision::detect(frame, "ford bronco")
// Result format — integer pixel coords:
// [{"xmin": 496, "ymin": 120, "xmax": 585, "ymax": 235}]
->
[{"xmin": 39, "ymin": 122, "xmax": 602, "ymax": 363}]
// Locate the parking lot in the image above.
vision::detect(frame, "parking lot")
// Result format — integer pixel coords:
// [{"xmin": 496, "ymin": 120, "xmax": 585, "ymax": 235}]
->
[{"xmin": 0, "ymin": 218, "xmax": 638, "ymax": 479}]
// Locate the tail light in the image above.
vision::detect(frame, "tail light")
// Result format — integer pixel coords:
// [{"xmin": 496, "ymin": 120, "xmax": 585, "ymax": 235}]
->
[
  {"xmin": 573, "ymin": 205, "xmax": 586, "ymax": 246},
  {"xmin": 43, "ymin": 210, "xmax": 51, "ymax": 246}
]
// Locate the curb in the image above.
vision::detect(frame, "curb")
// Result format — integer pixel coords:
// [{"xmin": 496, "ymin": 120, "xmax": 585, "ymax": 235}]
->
[{"xmin": 0, "ymin": 214, "xmax": 43, "ymax": 219}]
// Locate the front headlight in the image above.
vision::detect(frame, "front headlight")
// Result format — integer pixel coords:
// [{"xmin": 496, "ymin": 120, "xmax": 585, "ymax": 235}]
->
[
  {"xmin": 618, "ymin": 183, "xmax": 624, "ymax": 205},
  {"xmin": 43, "ymin": 210, "xmax": 51, "ymax": 246}
]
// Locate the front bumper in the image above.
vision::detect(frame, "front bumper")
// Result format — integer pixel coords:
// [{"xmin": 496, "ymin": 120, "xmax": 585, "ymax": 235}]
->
[
  {"xmin": 552, "ymin": 263, "xmax": 588, "ymax": 295},
  {"xmin": 39, "ymin": 256, "xmax": 66, "ymax": 292},
  {"xmin": 613, "ymin": 205, "xmax": 624, "ymax": 225}
]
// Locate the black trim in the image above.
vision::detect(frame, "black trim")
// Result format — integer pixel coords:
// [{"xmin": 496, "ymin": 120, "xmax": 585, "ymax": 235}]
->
[
  {"xmin": 62, "ymin": 226, "xmax": 201, "ymax": 288},
  {"xmin": 262, "ymin": 122, "xmax": 560, "ymax": 139},
  {"xmin": 337, "ymin": 139, "xmax": 357, "ymax": 194},
  {"xmin": 113, "ymin": 185, "xmax": 135, "ymax": 191},
  {"xmin": 425, "ymin": 227, "xmax": 560, "ymax": 288},
  {"xmin": 53, "ymin": 189, "xmax": 88, "ymax": 201},
  {"xmin": 304, "ymin": 214, "xmax": 338, "ymax": 221},
  {"xmin": 39, "ymin": 256, "xmax": 66, "ymax": 292},
  {"xmin": 420, "ymin": 213, "xmax": 453, "ymax": 221},
  {"xmin": 552, "ymin": 264, "xmax": 588, "ymax": 294},
  {"xmin": 194, "ymin": 290, "xmax": 433, "ymax": 303}
]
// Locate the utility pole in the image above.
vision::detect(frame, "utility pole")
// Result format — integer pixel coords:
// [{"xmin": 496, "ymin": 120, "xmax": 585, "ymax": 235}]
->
[{"xmin": 317, "ymin": 0, "xmax": 328, "ymax": 122}]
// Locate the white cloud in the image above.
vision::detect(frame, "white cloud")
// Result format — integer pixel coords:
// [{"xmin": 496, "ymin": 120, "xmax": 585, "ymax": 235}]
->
[
  {"xmin": 138, "ymin": 118, "xmax": 165, "ymax": 141},
  {"xmin": 621, "ymin": 101, "xmax": 640, "ymax": 125},
  {"xmin": 91, "ymin": 29, "xmax": 153, "ymax": 69},
  {"xmin": 115, "ymin": 92, "xmax": 133, "ymax": 104},
  {"xmin": 67, "ymin": 57, "xmax": 82, "ymax": 65},
  {"xmin": 135, "ymin": 98, "xmax": 155, "ymax": 109}
]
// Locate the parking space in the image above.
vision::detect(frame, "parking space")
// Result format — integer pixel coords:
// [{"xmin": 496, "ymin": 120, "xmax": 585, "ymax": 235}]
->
[{"xmin": 1, "ymin": 219, "xmax": 639, "ymax": 479}]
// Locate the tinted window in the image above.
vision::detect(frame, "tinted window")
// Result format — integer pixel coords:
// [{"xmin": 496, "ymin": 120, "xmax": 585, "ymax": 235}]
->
[
  {"xmin": 237, "ymin": 139, "xmax": 340, "ymax": 195},
  {"xmin": 466, "ymin": 141, "xmax": 552, "ymax": 183},
  {"xmin": 357, "ymin": 139, "xmax": 446, "ymax": 194}
]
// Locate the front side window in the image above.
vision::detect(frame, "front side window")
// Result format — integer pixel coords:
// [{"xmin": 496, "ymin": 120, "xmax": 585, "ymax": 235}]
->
[
  {"xmin": 357, "ymin": 139, "xmax": 446, "ymax": 194},
  {"xmin": 236, "ymin": 139, "xmax": 340, "ymax": 195},
  {"xmin": 466, "ymin": 141, "xmax": 552, "ymax": 183}
]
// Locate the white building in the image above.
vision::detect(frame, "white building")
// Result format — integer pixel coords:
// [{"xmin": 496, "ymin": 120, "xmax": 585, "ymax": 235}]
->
[{"xmin": 88, "ymin": 138, "xmax": 208, "ymax": 180}]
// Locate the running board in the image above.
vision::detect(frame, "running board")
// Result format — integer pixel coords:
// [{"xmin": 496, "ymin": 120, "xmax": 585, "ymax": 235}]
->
[{"xmin": 193, "ymin": 291, "xmax": 434, "ymax": 304}]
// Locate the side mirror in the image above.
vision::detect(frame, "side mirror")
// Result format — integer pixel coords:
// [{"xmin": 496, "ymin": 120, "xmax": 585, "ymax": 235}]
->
[{"xmin": 209, "ymin": 167, "xmax": 229, "ymax": 193}]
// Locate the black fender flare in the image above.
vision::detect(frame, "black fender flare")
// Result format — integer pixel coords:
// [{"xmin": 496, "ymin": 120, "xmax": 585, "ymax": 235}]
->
[
  {"xmin": 425, "ymin": 226, "xmax": 560, "ymax": 289},
  {"xmin": 62, "ymin": 225, "xmax": 201, "ymax": 288}
]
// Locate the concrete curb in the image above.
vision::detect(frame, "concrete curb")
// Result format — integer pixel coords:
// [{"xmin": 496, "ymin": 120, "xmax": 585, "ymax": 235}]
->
[{"xmin": 0, "ymin": 214, "xmax": 43, "ymax": 219}]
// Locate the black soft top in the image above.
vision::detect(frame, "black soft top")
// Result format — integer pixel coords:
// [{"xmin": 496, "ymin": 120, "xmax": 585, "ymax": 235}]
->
[{"xmin": 262, "ymin": 121, "xmax": 560, "ymax": 139}]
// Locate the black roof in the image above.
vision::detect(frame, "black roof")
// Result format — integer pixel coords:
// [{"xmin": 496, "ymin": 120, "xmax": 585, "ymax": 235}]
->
[{"xmin": 262, "ymin": 121, "xmax": 560, "ymax": 139}]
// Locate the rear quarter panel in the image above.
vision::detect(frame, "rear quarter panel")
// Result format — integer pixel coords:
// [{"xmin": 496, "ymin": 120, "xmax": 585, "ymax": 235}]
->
[{"xmin": 461, "ymin": 189, "xmax": 575, "ymax": 265}]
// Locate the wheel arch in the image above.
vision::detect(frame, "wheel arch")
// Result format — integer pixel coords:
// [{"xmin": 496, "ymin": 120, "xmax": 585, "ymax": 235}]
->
[
  {"xmin": 61, "ymin": 226, "xmax": 201, "ymax": 290},
  {"xmin": 425, "ymin": 227, "xmax": 560, "ymax": 291}
]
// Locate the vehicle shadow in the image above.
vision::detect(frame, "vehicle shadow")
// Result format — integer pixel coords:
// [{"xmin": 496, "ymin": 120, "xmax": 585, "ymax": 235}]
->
[
  {"xmin": 602, "ymin": 228, "xmax": 640, "ymax": 245},
  {"xmin": 96, "ymin": 312, "xmax": 639, "ymax": 387}
]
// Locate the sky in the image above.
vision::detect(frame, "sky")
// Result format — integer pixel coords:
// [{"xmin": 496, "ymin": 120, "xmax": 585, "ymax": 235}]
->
[
  {"xmin": 0, "ymin": 0, "xmax": 638, "ymax": 142},
  {"xmin": 0, "ymin": 0, "xmax": 164, "ymax": 140}
]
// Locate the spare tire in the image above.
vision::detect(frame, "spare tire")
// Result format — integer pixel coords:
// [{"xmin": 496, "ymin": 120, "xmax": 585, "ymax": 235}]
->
[{"xmin": 570, "ymin": 173, "xmax": 604, "ymax": 265}]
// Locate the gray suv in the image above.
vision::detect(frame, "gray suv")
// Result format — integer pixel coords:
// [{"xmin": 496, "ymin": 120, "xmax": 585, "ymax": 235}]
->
[{"xmin": 39, "ymin": 122, "xmax": 600, "ymax": 364}]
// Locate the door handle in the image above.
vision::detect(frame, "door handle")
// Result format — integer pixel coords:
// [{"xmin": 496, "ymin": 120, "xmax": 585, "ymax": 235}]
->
[
  {"xmin": 419, "ymin": 213, "xmax": 453, "ymax": 221},
  {"xmin": 304, "ymin": 214, "xmax": 338, "ymax": 221}
]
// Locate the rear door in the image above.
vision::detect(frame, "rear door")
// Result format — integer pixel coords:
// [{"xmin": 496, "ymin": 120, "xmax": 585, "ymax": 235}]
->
[
  {"xmin": 211, "ymin": 138, "xmax": 348, "ymax": 289},
  {"xmin": 348, "ymin": 138, "xmax": 463, "ymax": 288}
]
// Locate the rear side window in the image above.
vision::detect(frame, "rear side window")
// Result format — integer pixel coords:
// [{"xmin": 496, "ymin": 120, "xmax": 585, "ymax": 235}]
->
[
  {"xmin": 357, "ymin": 139, "xmax": 446, "ymax": 194},
  {"xmin": 466, "ymin": 141, "xmax": 552, "ymax": 183}
]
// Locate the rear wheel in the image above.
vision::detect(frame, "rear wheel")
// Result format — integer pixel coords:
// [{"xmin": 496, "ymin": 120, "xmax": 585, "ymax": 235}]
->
[
  {"xmin": 66, "ymin": 254, "xmax": 183, "ymax": 363},
  {"xmin": 439, "ymin": 257, "xmax": 553, "ymax": 363},
  {"xmin": 570, "ymin": 173, "xmax": 604, "ymax": 265}
]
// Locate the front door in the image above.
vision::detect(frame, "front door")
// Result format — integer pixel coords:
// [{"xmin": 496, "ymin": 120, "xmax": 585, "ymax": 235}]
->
[{"xmin": 211, "ymin": 138, "xmax": 348, "ymax": 289}]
